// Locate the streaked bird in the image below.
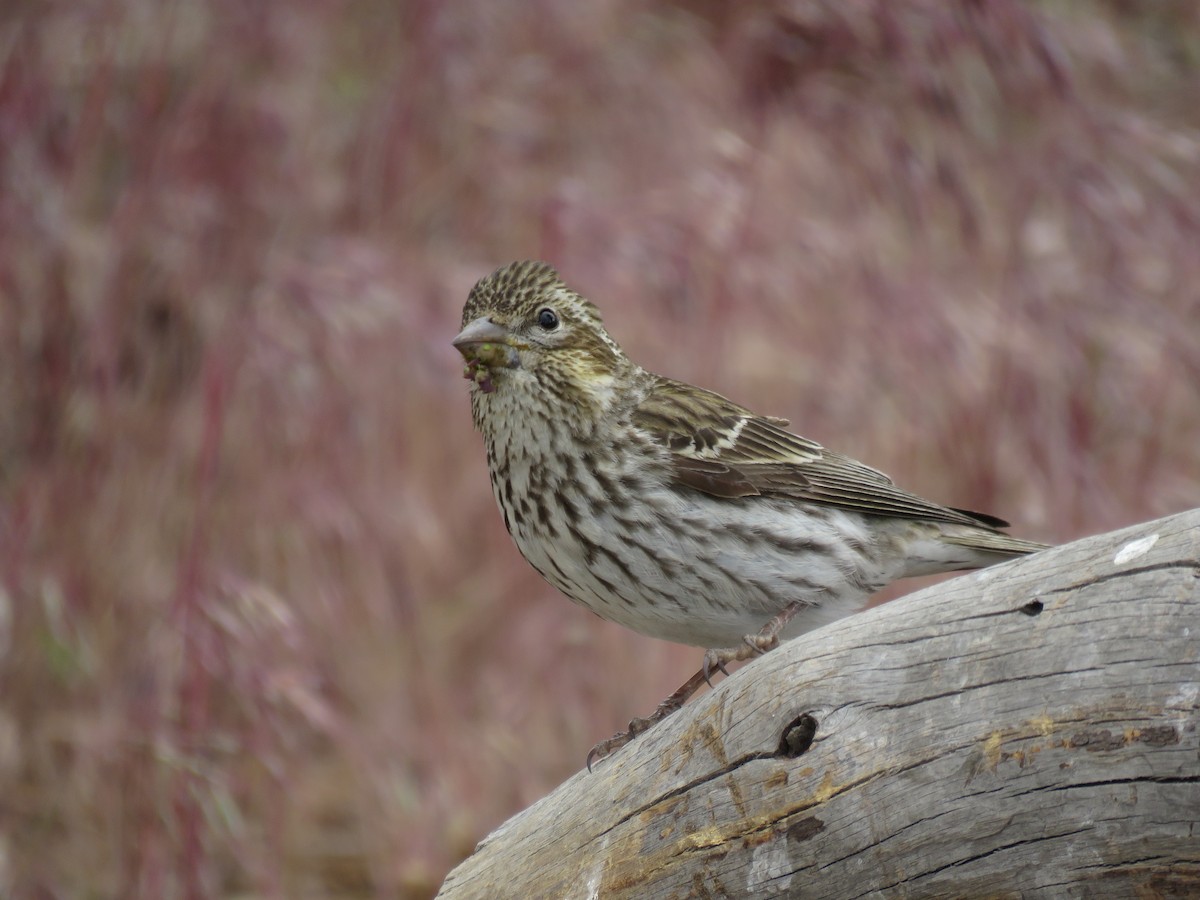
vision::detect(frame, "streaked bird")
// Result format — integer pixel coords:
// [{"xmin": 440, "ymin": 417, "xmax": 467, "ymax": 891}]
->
[{"xmin": 454, "ymin": 260, "xmax": 1046, "ymax": 765}]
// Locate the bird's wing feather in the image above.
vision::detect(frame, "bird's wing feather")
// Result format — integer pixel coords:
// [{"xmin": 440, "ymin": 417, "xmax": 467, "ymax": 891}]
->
[{"xmin": 633, "ymin": 377, "xmax": 1009, "ymax": 529}]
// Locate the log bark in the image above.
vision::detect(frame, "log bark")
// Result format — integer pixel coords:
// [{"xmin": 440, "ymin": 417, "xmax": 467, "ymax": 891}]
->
[{"xmin": 437, "ymin": 510, "xmax": 1200, "ymax": 899}]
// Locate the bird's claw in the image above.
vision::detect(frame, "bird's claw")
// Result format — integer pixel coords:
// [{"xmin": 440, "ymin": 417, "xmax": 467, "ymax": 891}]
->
[
  {"xmin": 743, "ymin": 633, "xmax": 778, "ymax": 656},
  {"xmin": 701, "ymin": 632, "xmax": 779, "ymax": 686},
  {"xmin": 586, "ymin": 713, "xmax": 659, "ymax": 771},
  {"xmin": 701, "ymin": 649, "xmax": 731, "ymax": 687},
  {"xmin": 584, "ymin": 631, "xmax": 788, "ymax": 772},
  {"xmin": 586, "ymin": 736, "xmax": 621, "ymax": 772}
]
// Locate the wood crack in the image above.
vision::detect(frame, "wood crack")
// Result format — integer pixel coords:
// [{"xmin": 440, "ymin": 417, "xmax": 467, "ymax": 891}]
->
[{"xmin": 1046, "ymin": 559, "xmax": 1199, "ymax": 595}]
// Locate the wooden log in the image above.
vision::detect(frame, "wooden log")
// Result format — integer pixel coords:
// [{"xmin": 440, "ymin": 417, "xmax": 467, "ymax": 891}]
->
[{"xmin": 437, "ymin": 510, "xmax": 1200, "ymax": 899}]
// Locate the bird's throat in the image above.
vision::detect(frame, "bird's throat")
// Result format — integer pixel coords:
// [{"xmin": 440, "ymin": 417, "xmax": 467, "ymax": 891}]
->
[{"xmin": 460, "ymin": 343, "xmax": 520, "ymax": 394}]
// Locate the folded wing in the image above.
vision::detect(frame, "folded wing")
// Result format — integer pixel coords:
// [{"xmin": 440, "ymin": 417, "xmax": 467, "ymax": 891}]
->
[{"xmin": 633, "ymin": 376, "xmax": 1011, "ymax": 530}]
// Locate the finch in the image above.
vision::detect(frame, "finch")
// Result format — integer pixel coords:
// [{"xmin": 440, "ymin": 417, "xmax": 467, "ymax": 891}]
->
[{"xmin": 454, "ymin": 260, "xmax": 1045, "ymax": 762}]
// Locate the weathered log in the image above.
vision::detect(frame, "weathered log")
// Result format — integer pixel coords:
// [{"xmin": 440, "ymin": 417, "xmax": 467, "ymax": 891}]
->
[{"xmin": 438, "ymin": 510, "xmax": 1200, "ymax": 898}]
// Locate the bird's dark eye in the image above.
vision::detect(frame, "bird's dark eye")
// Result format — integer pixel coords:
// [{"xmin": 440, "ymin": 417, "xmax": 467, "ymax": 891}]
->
[{"xmin": 537, "ymin": 308, "xmax": 559, "ymax": 331}]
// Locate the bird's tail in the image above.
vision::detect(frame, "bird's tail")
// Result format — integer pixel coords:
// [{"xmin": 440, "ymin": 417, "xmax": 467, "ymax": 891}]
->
[
  {"xmin": 941, "ymin": 529, "xmax": 1050, "ymax": 558},
  {"xmin": 899, "ymin": 524, "xmax": 1050, "ymax": 578}
]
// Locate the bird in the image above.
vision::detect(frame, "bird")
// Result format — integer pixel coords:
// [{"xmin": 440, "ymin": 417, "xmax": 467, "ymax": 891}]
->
[{"xmin": 453, "ymin": 260, "xmax": 1047, "ymax": 766}]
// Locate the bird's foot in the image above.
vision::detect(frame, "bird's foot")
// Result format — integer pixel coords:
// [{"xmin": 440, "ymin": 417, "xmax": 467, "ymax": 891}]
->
[
  {"xmin": 701, "ymin": 634, "xmax": 777, "ymax": 685},
  {"xmin": 586, "ymin": 602, "xmax": 807, "ymax": 771},
  {"xmin": 586, "ymin": 668, "xmax": 710, "ymax": 771},
  {"xmin": 701, "ymin": 599, "xmax": 806, "ymax": 685},
  {"xmin": 585, "ymin": 713, "xmax": 661, "ymax": 772}
]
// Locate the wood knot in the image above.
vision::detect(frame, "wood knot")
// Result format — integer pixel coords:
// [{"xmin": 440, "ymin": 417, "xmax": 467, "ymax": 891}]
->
[
  {"xmin": 1019, "ymin": 599, "xmax": 1044, "ymax": 616},
  {"xmin": 777, "ymin": 714, "xmax": 818, "ymax": 758}
]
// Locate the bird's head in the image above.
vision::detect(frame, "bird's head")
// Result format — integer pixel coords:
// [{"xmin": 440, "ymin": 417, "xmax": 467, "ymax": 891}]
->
[{"xmin": 454, "ymin": 261, "xmax": 630, "ymax": 405}]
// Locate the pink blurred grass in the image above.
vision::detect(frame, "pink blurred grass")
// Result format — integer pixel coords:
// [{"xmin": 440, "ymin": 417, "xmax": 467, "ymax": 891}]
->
[{"xmin": 1, "ymin": 1, "xmax": 1199, "ymax": 897}]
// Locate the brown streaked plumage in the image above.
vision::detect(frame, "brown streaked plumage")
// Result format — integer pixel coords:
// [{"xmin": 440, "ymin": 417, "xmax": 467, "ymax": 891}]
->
[{"xmin": 454, "ymin": 260, "xmax": 1047, "ymax": 765}]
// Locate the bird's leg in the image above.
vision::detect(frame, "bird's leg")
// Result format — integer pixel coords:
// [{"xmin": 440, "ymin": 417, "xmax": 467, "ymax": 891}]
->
[
  {"xmin": 702, "ymin": 599, "xmax": 805, "ymax": 684},
  {"xmin": 586, "ymin": 601, "xmax": 806, "ymax": 770},
  {"xmin": 586, "ymin": 668, "xmax": 709, "ymax": 771}
]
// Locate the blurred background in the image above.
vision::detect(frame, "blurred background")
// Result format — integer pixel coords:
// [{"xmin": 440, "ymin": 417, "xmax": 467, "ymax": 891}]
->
[{"xmin": 2, "ymin": 1, "xmax": 1199, "ymax": 896}]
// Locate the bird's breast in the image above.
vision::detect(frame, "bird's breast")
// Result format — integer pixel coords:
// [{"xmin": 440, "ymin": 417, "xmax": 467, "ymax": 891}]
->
[{"xmin": 475, "ymin": 397, "xmax": 887, "ymax": 648}]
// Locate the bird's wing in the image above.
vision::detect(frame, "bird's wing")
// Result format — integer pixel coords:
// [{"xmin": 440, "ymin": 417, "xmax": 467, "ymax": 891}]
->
[{"xmin": 632, "ymin": 377, "xmax": 1009, "ymax": 529}]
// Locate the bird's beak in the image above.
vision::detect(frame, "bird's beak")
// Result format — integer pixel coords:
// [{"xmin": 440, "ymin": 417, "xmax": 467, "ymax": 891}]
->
[
  {"xmin": 454, "ymin": 317, "xmax": 520, "ymax": 393},
  {"xmin": 452, "ymin": 317, "xmax": 511, "ymax": 354}
]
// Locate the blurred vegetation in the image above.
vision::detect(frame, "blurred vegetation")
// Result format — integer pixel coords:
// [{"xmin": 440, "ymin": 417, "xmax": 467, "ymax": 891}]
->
[{"xmin": 1, "ymin": 1, "xmax": 1198, "ymax": 897}]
